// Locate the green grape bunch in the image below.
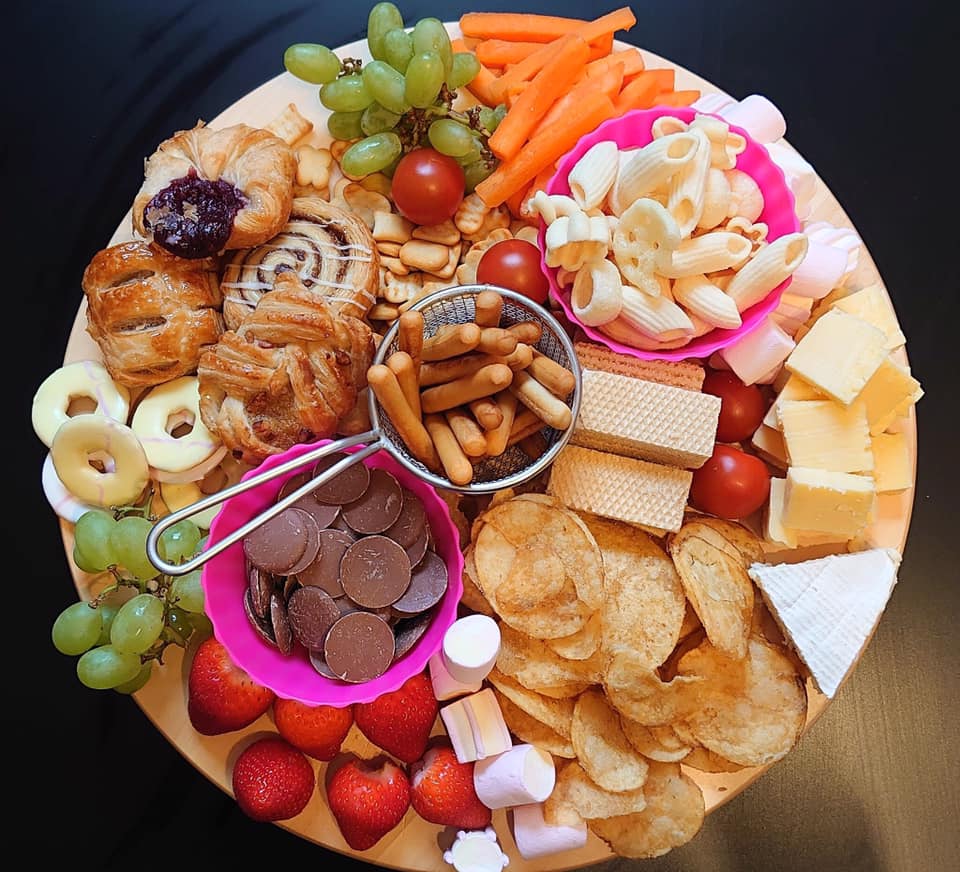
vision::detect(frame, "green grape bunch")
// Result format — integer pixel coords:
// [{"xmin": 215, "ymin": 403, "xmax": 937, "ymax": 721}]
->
[{"xmin": 283, "ymin": 2, "xmax": 504, "ymax": 188}]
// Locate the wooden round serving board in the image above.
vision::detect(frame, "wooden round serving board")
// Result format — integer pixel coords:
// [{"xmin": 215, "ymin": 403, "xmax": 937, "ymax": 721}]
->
[{"xmin": 58, "ymin": 25, "xmax": 917, "ymax": 871}]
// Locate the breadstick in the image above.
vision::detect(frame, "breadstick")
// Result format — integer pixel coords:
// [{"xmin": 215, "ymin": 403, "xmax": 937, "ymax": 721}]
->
[
  {"xmin": 507, "ymin": 415, "xmax": 547, "ymax": 447},
  {"xmin": 469, "ymin": 398, "xmax": 504, "ymax": 431},
  {"xmin": 508, "ymin": 408, "xmax": 541, "ymax": 439},
  {"xmin": 476, "ymin": 327, "xmax": 518, "ymax": 356},
  {"xmin": 474, "ymin": 290, "xmax": 503, "ymax": 327},
  {"xmin": 484, "ymin": 391, "xmax": 518, "ymax": 457},
  {"xmin": 421, "ymin": 364, "xmax": 514, "ymax": 414},
  {"xmin": 424, "ymin": 414, "xmax": 474, "ymax": 485},
  {"xmin": 420, "ymin": 352, "xmax": 510, "ymax": 387},
  {"xmin": 528, "ymin": 350, "xmax": 577, "ymax": 397},
  {"xmin": 506, "ymin": 321, "xmax": 543, "ymax": 345},
  {"xmin": 509, "ymin": 370, "xmax": 572, "ymax": 430},
  {"xmin": 518, "ymin": 431, "xmax": 548, "ymax": 459},
  {"xmin": 367, "ymin": 365, "xmax": 439, "ymax": 471},
  {"xmin": 503, "ymin": 343, "xmax": 534, "ymax": 370},
  {"xmin": 398, "ymin": 310, "xmax": 424, "ymax": 376},
  {"xmin": 421, "ymin": 323, "xmax": 482, "ymax": 361},
  {"xmin": 387, "ymin": 351, "xmax": 421, "ymax": 419},
  {"xmin": 445, "ymin": 407, "xmax": 487, "ymax": 458}
]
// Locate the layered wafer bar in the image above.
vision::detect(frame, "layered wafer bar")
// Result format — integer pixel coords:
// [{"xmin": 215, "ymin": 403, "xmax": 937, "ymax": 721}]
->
[{"xmin": 573, "ymin": 336, "xmax": 705, "ymax": 391}]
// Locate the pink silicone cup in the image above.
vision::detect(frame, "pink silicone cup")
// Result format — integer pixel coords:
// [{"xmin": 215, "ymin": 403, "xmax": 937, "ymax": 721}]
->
[
  {"xmin": 202, "ymin": 440, "xmax": 464, "ymax": 707},
  {"xmin": 539, "ymin": 106, "xmax": 802, "ymax": 361}
]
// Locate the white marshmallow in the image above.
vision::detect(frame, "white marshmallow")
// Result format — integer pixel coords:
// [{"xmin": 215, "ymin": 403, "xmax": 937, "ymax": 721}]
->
[
  {"xmin": 691, "ymin": 93, "xmax": 737, "ymax": 116},
  {"xmin": 511, "ymin": 802, "xmax": 588, "ymax": 860},
  {"xmin": 765, "ymin": 141, "xmax": 817, "ymax": 221},
  {"xmin": 442, "ymin": 614, "xmax": 501, "ymax": 685},
  {"xmin": 804, "ymin": 221, "xmax": 861, "ymax": 285},
  {"xmin": 786, "ymin": 239, "xmax": 850, "ymax": 300},
  {"xmin": 440, "ymin": 688, "xmax": 513, "ymax": 764},
  {"xmin": 720, "ymin": 94, "xmax": 787, "ymax": 143},
  {"xmin": 720, "ymin": 316, "xmax": 796, "ymax": 386},
  {"xmin": 42, "ymin": 452, "xmax": 98, "ymax": 523},
  {"xmin": 443, "ymin": 827, "xmax": 509, "ymax": 872},
  {"xmin": 429, "ymin": 652, "xmax": 482, "ymax": 701},
  {"xmin": 474, "ymin": 744, "xmax": 556, "ymax": 809}
]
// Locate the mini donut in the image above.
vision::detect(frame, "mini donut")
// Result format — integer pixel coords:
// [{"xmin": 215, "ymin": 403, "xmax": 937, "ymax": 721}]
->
[
  {"xmin": 32, "ymin": 360, "xmax": 130, "ymax": 447},
  {"xmin": 131, "ymin": 376, "xmax": 222, "ymax": 474},
  {"xmin": 151, "ymin": 445, "xmax": 227, "ymax": 484},
  {"xmin": 41, "ymin": 453, "xmax": 99, "ymax": 523},
  {"xmin": 158, "ymin": 481, "xmax": 221, "ymax": 530},
  {"xmin": 51, "ymin": 416, "xmax": 149, "ymax": 508}
]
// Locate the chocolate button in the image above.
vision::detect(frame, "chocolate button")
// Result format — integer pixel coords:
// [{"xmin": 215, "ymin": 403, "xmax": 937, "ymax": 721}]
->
[
  {"xmin": 405, "ymin": 524, "xmax": 430, "ymax": 568},
  {"xmin": 283, "ymin": 508, "xmax": 322, "ymax": 576},
  {"xmin": 391, "ymin": 551, "xmax": 448, "ymax": 616},
  {"xmin": 383, "ymin": 490, "xmax": 427, "ymax": 549},
  {"xmin": 324, "ymin": 612, "xmax": 396, "ymax": 683},
  {"xmin": 248, "ymin": 563, "xmax": 273, "ymax": 620},
  {"xmin": 342, "ymin": 469, "xmax": 403, "ymax": 534},
  {"xmin": 393, "ymin": 608, "xmax": 436, "ymax": 659},
  {"xmin": 340, "ymin": 535, "xmax": 411, "ymax": 609},
  {"xmin": 279, "ymin": 473, "xmax": 342, "ymax": 529},
  {"xmin": 330, "ymin": 514, "xmax": 359, "ymax": 540},
  {"xmin": 309, "ymin": 649, "xmax": 337, "ymax": 679},
  {"xmin": 296, "ymin": 529, "xmax": 352, "ymax": 597},
  {"xmin": 287, "ymin": 586, "xmax": 341, "ymax": 651},
  {"xmin": 243, "ymin": 508, "xmax": 309, "ymax": 574},
  {"xmin": 270, "ymin": 593, "xmax": 293, "ymax": 655},
  {"xmin": 244, "ymin": 590, "xmax": 277, "ymax": 648},
  {"xmin": 311, "ymin": 452, "xmax": 371, "ymax": 504}
]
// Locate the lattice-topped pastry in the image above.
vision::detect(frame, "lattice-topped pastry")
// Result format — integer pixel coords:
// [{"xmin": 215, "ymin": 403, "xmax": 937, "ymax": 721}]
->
[
  {"xmin": 198, "ymin": 271, "xmax": 374, "ymax": 463},
  {"xmin": 220, "ymin": 197, "xmax": 380, "ymax": 328}
]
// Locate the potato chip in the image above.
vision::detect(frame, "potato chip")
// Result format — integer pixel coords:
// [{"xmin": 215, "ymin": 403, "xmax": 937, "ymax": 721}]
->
[
  {"xmin": 496, "ymin": 623, "xmax": 594, "ymax": 697},
  {"xmin": 603, "ymin": 647, "xmax": 703, "ymax": 726},
  {"xmin": 572, "ymin": 689, "xmax": 649, "ymax": 792},
  {"xmin": 487, "ymin": 668, "xmax": 574, "ymax": 738},
  {"xmin": 587, "ymin": 761, "xmax": 705, "ymax": 859},
  {"xmin": 546, "ymin": 610, "xmax": 603, "ymax": 661},
  {"xmin": 545, "ymin": 761, "xmax": 648, "ymax": 826},
  {"xmin": 460, "ymin": 546, "xmax": 496, "ymax": 617},
  {"xmin": 688, "ymin": 515, "xmax": 764, "ymax": 565},
  {"xmin": 681, "ymin": 745, "xmax": 745, "ymax": 773},
  {"xmin": 619, "ymin": 719, "xmax": 692, "ymax": 763},
  {"xmin": 496, "ymin": 693, "xmax": 576, "ymax": 758},
  {"xmin": 495, "ymin": 542, "xmax": 566, "ymax": 611},
  {"xmin": 678, "ymin": 600, "xmax": 702, "ymax": 640},
  {"xmin": 676, "ymin": 636, "xmax": 807, "ymax": 766}
]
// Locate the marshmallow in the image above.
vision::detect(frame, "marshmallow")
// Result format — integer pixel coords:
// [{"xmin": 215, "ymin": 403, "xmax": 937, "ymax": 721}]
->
[
  {"xmin": 785, "ymin": 239, "xmax": 850, "ymax": 300},
  {"xmin": 474, "ymin": 744, "xmax": 556, "ymax": 809},
  {"xmin": 804, "ymin": 221, "xmax": 861, "ymax": 285},
  {"xmin": 430, "ymin": 652, "xmax": 482, "ymax": 701},
  {"xmin": 511, "ymin": 802, "xmax": 588, "ymax": 860},
  {"xmin": 720, "ymin": 94, "xmax": 787, "ymax": 143},
  {"xmin": 691, "ymin": 93, "xmax": 737, "ymax": 116},
  {"xmin": 765, "ymin": 141, "xmax": 817, "ymax": 221},
  {"xmin": 42, "ymin": 452, "xmax": 97, "ymax": 524},
  {"xmin": 720, "ymin": 316, "xmax": 796, "ymax": 386},
  {"xmin": 440, "ymin": 688, "xmax": 513, "ymax": 764},
  {"xmin": 443, "ymin": 827, "xmax": 509, "ymax": 872},
  {"xmin": 442, "ymin": 614, "xmax": 501, "ymax": 685}
]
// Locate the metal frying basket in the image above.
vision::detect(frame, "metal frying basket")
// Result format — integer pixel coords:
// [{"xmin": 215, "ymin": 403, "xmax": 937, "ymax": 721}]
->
[{"xmin": 146, "ymin": 284, "xmax": 582, "ymax": 576}]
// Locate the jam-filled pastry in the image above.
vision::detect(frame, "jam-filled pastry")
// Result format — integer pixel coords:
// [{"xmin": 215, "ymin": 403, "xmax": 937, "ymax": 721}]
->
[
  {"xmin": 198, "ymin": 271, "xmax": 374, "ymax": 464},
  {"xmin": 132, "ymin": 122, "xmax": 296, "ymax": 259},
  {"xmin": 82, "ymin": 240, "xmax": 224, "ymax": 388},
  {"xmin": 220, "ymin": 196, "xmax": 380, "ymax": 329}
]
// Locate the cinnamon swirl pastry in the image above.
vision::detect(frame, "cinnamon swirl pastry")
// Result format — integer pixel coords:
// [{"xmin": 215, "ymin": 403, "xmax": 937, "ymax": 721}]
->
[
  {"xmin": 82, "ymin": 240, "xmax": 223, "ymax": 388},
  {"xmin": 220, "ymin": 197, "xmax": 380, "ymax": 328},
  {"xmin": 132, "ymin": 122, "xmax": 296, "ymax": 259},
  {"xmin": 198, "ymin": 272, "xmax": 374, "ymax": 464}
]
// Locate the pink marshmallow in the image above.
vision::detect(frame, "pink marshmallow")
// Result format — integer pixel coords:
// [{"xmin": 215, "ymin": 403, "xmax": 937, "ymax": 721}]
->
[
  {"xmin": 787, "ymin": 239, "xmax": 850, "ymax": 299},
  {"xmin": 720, "ymin": 94, "xmax": 787, "ymax": 143}
]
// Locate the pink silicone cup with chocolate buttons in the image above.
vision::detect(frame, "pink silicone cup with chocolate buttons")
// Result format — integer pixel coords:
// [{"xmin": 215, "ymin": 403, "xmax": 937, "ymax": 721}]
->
[
  {"xmin": 538, "ymin": 106, "xmax": 802, "ymax": 361},
  {"xmin": 202, "ymin": 440, "xmax": 464, "ymax": 706}
]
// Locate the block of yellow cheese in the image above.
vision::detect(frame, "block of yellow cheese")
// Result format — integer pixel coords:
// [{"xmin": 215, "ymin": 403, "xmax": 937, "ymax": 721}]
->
[
  {"xmin": 858, "ymin": 357, "xmax": 923, "ymax": 435},
  {"xmin": 830, "ymin": 284, "xmax": 906, "ymax": 350},
  {"xmin": 765, "ymin": 477, "xmax": 851, "ymax": 548},
  {"xmin": 751, "ymin": 423, "xmax": 788, "ymax": 468},
  {"xmin": 871, "ymin": 432, "xmax": 912, "ymax": 492},
  {"xmin": 782, "ymin": 466, "xmax": 876, "ymax": 536},
  {"xmin": 762, "ymin": 374, "xmax": 827, "ymax": 429},
  {"xmin": 777, "ymin": 399, "xmax": 873, "ymax": 473}
]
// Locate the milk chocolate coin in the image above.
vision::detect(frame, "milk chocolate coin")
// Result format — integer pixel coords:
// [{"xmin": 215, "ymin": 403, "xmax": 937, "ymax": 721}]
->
[
  {"xmin": 324, "ymin": 612, "xmax": 396, "ymax": 683},
  {"xmin": 340, "ymin": 535, "xmax": 411, "ymax": 609},
  {"xmin": 243, "ymin": 508, "xmax": 308, "ymax": 574},
  {"xmin": 311, "ymin": 452, "xmax": 371, "ymax": 504},
  {"xmin": 296, "ymin": 529, "xmax": 352, "ymax": 597},
  {"xmin": 391, "ymin": 551, "xmax": 448, "ymax": 616},
  {"xmin": 287, "ymin": 586, "xmax": 341, "ymax": 651},
  {"xmin": 342, "ymin": 469, "xmax": 403, "ymax": 534}
]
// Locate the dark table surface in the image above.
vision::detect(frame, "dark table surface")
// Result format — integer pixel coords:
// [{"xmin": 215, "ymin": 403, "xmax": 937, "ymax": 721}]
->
[{"xmin": 11, "ymin": 1, "xmax": 958, "ymax": 869}]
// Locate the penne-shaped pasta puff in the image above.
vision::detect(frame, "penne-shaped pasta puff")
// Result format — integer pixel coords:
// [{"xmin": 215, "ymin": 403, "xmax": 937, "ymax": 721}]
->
[
  {"xmin": 657, "ymin": 231, "xmax": 753, "ymax": 278},
  {"xmin": 691, "ymin": 114, "xmax": 747, "ymax": 170},
  {"xmin": 571, "ymin": 258, "xmax": 624, "ymax": 325},
  {"xmin": 544, "ymin": 211, "xmax": 610, "ymax": 271},
  {"xmin": 618, "ymin": 283, "xmax": 695, "ymax": 339},
  {"xmin": 725, "ymin": 169, "xmax": 765, "ymax": 223},
  {"xmin": 726, "ymin": 232, "xmax": 809, "ymax": 311},
  {"xmin": 608, "ymin": 133, "xmax": 701, "ymax": 216},
  {"xmin": 667, "ymin": 127, "xmax": 711, "ymax": 236},
  {"xmin": 612, "ymin": 198, "xmax": 681, "ymax": 297},
  {"xmin": 698, "ymin": 168, "xmax": 732, "ymax": 230},
  {"xmin": 568, "ymin": 140, "xmax": 619, "ymax": 211},
  {"xmin": 672, "ymin": 274, "xmax": 743, "ymax": 329},
  {"xmin": 651, "ymin": 115, "xmax": 688, "ymax": 138},
  {"xmin": 527, "ymin": 191, "xmax": 582, "ymax": 224}
]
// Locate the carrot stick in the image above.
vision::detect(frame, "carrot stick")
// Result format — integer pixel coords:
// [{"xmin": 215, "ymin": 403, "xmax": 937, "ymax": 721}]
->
[
  {"xmin": 505, "ymin": 82, "xmax": 528, "ymax": 108},
  {"xmin": 576, "ymin": 7, "xmax": 637, "ymax": 45},
  {"xmin": 587, "ymin": 32, "xmax": 615, "ymax": 60},
  {"xmin": 465, "ymin": 60, "xmax": 502, "ymax": 108},
  {"xmin": 536, "ymin": 61, "xmax": 624, "ymax": 134},
  {"xmin": 489, "ymin": 34, "xmax": 590, "ymax": 161},
  {"xmin": 613, "ymin": 70, "xmax": 665, "ymax": 113},
  {"xmin": 476, "ymin": 39, "xmax": 544, "ymax": 67},
  {"xmin": 460, "ymin": 12, "xmax": 587, "ymax": 42},
  {"xmin": 652, "ymin": 89, "xmax": 701, "ymax": 107},
  {"xmin": 506, "ymin": 183, "xmax": 529, "ymax": 219},
  {"xmin": 585, "ymin": 47, "xmax": 644, "ymax": 80},
  {"xmin": 476, "ymin": 92, "xmax": 616, "ymax": 207}
]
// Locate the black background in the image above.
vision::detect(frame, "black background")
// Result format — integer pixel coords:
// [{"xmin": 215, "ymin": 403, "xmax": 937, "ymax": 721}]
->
[{"xmin": 10, "ymin": 1, "xmax": 958, "ymax": 869}]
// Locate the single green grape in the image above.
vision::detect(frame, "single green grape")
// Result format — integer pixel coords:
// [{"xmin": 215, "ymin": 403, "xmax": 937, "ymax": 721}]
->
[
  {"xmin": 383, "ymin": 28, "xmax": 414, "ymax": 73},
  {"xmin": 478, "ymin": 106, "xmax": 498, "ymax": 134},
  {"xmin": 361, "ymin": 102, "xmax": 402, "ymax": 136},
  {"xmin": 463, "ymin": 160, "xmax": 495, "ymax": 193},
  {"xmin": 327, "ymin": 110, "xmax": 365, "ymax": 141},
  {"xmin": 114, "ymin": 661, "xmax": 153, "ymax": 695},
  {"xmin": 195, "ymin": 535, "xmax": 208, "ymax": 555},
  {"xmin": 283, "ymin": 43, "xmax": 341, "ymax": 84},
  {"xmin": 95, "ymin": 602, "xmax": 119, "ymax": 646},
  {"xmin": 187, "ymin": 612, "xmax": 214, "ymax": 640},
  {"xmin": 170, "ymin": 571, "xmax": 205, "ymax": 614},
  {"xmin": 428, "ymin": 119, "xmax": 476, "ymax": 157},
  {"xmin": 454, "ymin": 137, "xmax": 483, "ymax": 166},
  {"xmin": 158, "ymin": 519, "xmax": 201, "ymax": 564},
  {"xmin": 341, "ymin": 132, "xmax": 403, "ymax": 177},
  {"xmin": 111, "ymin": 594, "xmax": 164, "ymax": 654},
  {"xmin": 367, "ymin": 2, "xmax": 404, "ymax": 61},
  {"xmin": 320, "ymin": 74, "xmax": 374, "ymax": 113},
  {"xmin": 77, "ymin": 645, "xmax": 142, "ymax": 690},
  {"xmin": 109, "ymin": 516, "xmax": 158, "ymax": 579},
  {"xmin": 73, "ymin": 543, "xmax": 100, "ymax": 574},
  {"xmin": 412, "ymin": 18, "xmax": 452, "ymax": 78},
  {"xmin": 404, "ymin": 51, "xmax": 445, "ymax": 109},
  {"xmin": 52, "ymin": 602, "xmax": 103, "ymax": 656},
  {"xmin": 166, "ymin": 607, "xmax": 193, "ymax": 643},
  {"xmin": 448, "ymin": 52, "xmax": 481, "ymax": 90},
  {"xmin": 362, "ymin": 60, "xmax": 410, "ymax": 115},
  {"xmin": 74, "ymin": 510, "xmax": 117, "ymax": 571},
  {"xmin": 493, "ymin": 103, "xmax": 508, "ymax": 125}
]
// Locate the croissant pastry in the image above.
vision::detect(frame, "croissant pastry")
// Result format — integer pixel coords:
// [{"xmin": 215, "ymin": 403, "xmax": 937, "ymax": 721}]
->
[
  {"xmin": 82, "ymin": 240, "xmax": 224, "ymax": 388},
  {"xmin": 198, "ymin": 272, "xmax": 374, "ymax": 463},
  {"xmin": 132, "ymin": 122, "xmax": 296, "ymax": 259},
  {"xmin": 221, "ymin": 196, "xmax": 380, "ymax": 328}
]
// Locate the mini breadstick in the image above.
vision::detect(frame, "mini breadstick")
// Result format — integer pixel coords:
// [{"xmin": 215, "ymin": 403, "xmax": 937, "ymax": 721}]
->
[
  {"xmin": 507, "ymin": 321, "xmax": 543, "ymax": 345},
  {"xmin": 484, "ymin": 391, "xmax": 518, "ymax": 457},
  {"xmin": 503, "ymin": 343, "xmax": 535, "ymax": 370},
  {"xmin": 398, "ymin": 311, "xmax": 425, "ymax": 374},
  {"xmin": 508, "ymin": 408, "xmax": 541, "ymax": 439},
  {"xmin": 469, "ymin": 398, "xmax": 504, "ymax": 431},
  {"xmin": 367, "ymin": 365, "xmax": 440, "ymax": 471},
  {"xmin": 518, "ymin": 431, "xmax": 548, "ymax": 459},
  {"xmin": 386, "ymin": 351, "xmax": 421, "ymax": 419},
  {"xmin": 445, "ymin": 407, "xmax": 487, "ymax": 458},
  {"xmin": 421, "ymin": 364, "xmax": 514, "ymax": 414},
  {"xmin": 424, "ymin": 414, "xmax": 474, "ymax": 485},
  {"xmin": 507, "ymin": 415, "xmax": 547, "ymax": 447},
  {"xmin": 476, "ymin": 327, "xmax": 519, "ymax": 356},
  {"xmin": 474, "ymin": 290, "xmax": 504, "ymax": 327},
  {"xmin": 420, "ymin": 353, "xmax": 513, "ymax": 387},
  {"xmin": 527, "ymin": 351, "xmax": 577, "ymax": 397},
  {"xmin": 509, "ymin": 370, "xmax": 573, "ymax": 430},
  {"xmin": 421, "ymin": 323, "xmax": 483, "ymax": 361}
]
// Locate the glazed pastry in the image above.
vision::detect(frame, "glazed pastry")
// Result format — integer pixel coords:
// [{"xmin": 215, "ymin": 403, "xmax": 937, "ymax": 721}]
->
[
  {"xmin": 82, "ymin": 240, "xmax": 224, "ymax": 388},
  {"xmin": 198, "ymin": 272, "xmax": 374, "ymax": 463},
  {"xmin": 132, "ymin": 122, "xmax": 296, "ymax": 259},
  {"xmin": 220, "ymin": 196, "xmax": 380, "ymax": 328}
]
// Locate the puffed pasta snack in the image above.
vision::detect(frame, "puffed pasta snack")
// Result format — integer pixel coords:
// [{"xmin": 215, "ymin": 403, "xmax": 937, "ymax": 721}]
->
[{"xmin": 613, "ymin": 198, "xmax": 681, "ymax": 297}]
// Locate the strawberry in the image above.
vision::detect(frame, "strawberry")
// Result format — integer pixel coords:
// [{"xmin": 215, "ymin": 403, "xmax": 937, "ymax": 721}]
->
[
  {"xmin": 273, "ymin": 697, "xmax": 354, "ymax": 761},
  {"xmin": 354, "ymin": 671, "xmax": 438, "ymax": 763},
  {"xmin": 232, "ymin": 736, "xmax": 315, "ymax": 822},
  {"xmin": 187, "ymin": 636, "xmax": 275, "ymax": 735},
  {"xmin": 409, "ymin": 743, "xmax": 492, "ymax": 829},
  {"xmin": 326, "ymin": 757, "xmax": 411, "ymax": 850}
]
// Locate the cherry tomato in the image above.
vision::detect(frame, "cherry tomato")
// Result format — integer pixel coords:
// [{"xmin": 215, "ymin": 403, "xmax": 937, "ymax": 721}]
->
[
  {"xmin": 702, "ymin": 370, "xmax": 768, "ymax": 443},
  {"xmin": 690, "ymin": 444, "xmax": 771, "ymax": 520},
  {"xmin": 476, "ymin": 239, "xmax": 550, "ymax": 304},
  {"xmin": 390, "ymin": 148, "xmax": 465, "ymax": 226}
]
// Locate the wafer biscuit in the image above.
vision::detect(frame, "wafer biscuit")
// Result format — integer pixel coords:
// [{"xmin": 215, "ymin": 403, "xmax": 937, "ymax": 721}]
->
[{"xmin": 573, "ymin": 337, "xmax": 705, "ymax": 390}]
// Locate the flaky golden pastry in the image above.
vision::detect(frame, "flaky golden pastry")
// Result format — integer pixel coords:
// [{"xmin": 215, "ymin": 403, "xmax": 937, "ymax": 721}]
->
[
  {"xmin": 132, "ymin": 122, "xmax": 296, "ymax": 258},
  {"xmin": 198, "ymin": 272, "xmax": 374, "ymax": 463},
  {"xmin": 82, "ymin": 240, "xmax": 224, "ymax": 388},
  {"xmin": 221, "ymin": 197, "xmax": 380, "ymax": 328}
]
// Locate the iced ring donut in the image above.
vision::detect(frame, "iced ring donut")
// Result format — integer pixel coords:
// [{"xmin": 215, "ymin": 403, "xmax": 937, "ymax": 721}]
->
[
  {"xmin": 51, "ymin": 416, "xmax": 149, "ymax": 508},
  {"xmin": 42, "ymin": 453, "xmax": 99, "ymax": 523},
  {"xmin": 131, "ymin": 376, "xmax": 221, "ymax": 474},
  {"xmin": 151, "ymin": 445, "xmax": 228, "ymax": 484},
  {"xmin": 32, "ymin": 360, "xmax": 130, "ymax": 447}
]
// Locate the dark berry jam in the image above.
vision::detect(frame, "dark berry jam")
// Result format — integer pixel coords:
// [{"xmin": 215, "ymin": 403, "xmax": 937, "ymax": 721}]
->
[{"xmin": 143, "ymin": 169, "xmax": 246, "ymax": 258}]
